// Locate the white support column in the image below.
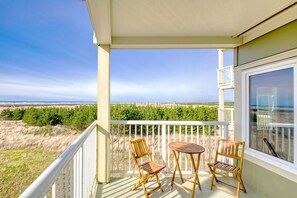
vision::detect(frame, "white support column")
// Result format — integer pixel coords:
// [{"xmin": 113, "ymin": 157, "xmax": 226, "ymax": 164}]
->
[
  {"xmin": 97, "ymin": 45, "xmax": 110, "ymax": 183},
  {"xmin": 218, "ymin": 49, "xmax": 225, "ymax": 121},
  {"xmin": 219, "ymin": 89, "xmax": 225, "ymax": 121}
]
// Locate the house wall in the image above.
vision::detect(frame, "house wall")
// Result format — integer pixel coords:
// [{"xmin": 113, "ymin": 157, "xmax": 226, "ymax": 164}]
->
[
  {"xmin": 235, "ymin": 20, "xmax": 297, "ymax": 66},
  {"xmin": 234, "ymin": 20, "xmax": 297, "ymax": 198}
]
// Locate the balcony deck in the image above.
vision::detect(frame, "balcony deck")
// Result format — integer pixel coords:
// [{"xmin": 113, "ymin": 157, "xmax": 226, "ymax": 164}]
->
[{"xmin": 96, "ymin": 175, "xmax": 263, "ymax": 198}]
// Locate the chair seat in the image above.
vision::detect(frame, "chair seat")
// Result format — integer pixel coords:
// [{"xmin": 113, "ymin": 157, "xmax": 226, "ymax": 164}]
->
[
  {"xmin": 209, "ymin": 161, "xmax": 240, "ymax": 173},
  {"xmin": 140, "ymin": 161, "xmax": 166, "ymax": 174}
]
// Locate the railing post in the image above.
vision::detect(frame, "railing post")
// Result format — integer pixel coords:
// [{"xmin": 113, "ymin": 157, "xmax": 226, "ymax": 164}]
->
[{"xmin": 161, "ymin": 124, "xmax": 167, "ymax": 166}]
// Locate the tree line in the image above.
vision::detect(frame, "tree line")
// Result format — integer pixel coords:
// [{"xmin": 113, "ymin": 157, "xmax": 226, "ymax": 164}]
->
[{"xmin": 0, "ymin": 105, "xmax": 218, "ymax": 131}]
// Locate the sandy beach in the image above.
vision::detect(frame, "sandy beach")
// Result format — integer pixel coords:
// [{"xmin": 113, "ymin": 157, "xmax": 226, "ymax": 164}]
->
[{"xmin": 0, "ymin": 120, "xmax": 79, "ymax": 152}]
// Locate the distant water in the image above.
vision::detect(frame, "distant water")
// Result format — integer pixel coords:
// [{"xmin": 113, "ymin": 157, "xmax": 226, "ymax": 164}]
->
[{"xmin": 0, "ymin": 101, "xmax": 96, "ymax": 105}]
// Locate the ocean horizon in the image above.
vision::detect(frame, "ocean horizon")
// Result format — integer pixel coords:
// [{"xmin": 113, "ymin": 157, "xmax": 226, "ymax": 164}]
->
[{"xmin": 0, "ymin": 101, "xmax": 97, "ymax": 105}]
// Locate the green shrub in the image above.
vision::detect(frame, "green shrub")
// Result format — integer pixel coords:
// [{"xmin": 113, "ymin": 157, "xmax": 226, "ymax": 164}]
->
[
  {"xmin": 0, "ymin": 109, "xmax": 13, "ymax": 120},
  {"xmin": 12, "ymin": 108, "xmax": 25, "ymax": 120},
  {"xmin": 0, "ymin": 104, "xmax": 218, "ymax": 131}
]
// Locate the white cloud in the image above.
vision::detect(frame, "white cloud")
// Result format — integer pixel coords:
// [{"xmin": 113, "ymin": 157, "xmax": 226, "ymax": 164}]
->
[
  {"xmin": 0, "ymin": 74, "xmax": 97, "ymax": 101},
  {"xmin": 111, "ymin": 78, "xmax": 218, "ymax": 102}
]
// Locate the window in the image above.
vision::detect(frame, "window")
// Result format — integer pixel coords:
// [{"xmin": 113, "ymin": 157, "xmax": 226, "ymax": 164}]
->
[
  {"xmin": 243, "ymin": 58, "xmax": 297, "ymax": 171},
  {"xmin": 249, "ymin": 68, "xmax": 294, "ymax": 163}
]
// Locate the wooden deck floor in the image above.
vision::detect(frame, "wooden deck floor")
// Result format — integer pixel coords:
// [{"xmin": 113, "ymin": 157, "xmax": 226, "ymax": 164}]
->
[{"xmin": 96, "ymin": 175, "xmax": 263, "ymax": 198}]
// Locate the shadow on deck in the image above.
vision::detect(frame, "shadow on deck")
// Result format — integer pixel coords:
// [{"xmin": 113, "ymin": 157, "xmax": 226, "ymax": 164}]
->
[{"xmin": 96, "ymin": 175, "xmax": 263, "ymax": 198}]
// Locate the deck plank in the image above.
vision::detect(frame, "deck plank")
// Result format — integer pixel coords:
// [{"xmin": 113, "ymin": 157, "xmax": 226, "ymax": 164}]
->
[{"xmin": 96, "ymin": 175, "xmax": 263, "ymax": 198}]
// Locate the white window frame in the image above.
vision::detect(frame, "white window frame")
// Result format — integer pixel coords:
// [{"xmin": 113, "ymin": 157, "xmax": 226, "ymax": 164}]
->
[{"xmin": 242, "ymin": 57, "xmax": 297, "ymax": 174}]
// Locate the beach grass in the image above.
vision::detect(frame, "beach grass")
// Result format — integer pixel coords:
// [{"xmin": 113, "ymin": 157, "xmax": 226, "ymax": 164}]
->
[{"xmin": 0, "ymin": 149, "xmax": 58, "ymax": 198}]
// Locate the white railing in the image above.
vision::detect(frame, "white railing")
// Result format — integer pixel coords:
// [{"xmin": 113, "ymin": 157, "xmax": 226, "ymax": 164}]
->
[
  {"xmin": 20, "ymin": 121, "xmax": 97, "ymax": 198},
  {"xmin": 218, "ymin": 107, "xmax": 234, "ymax": 130},
  {"xmin": 110, "ymin": 120, "xmax": 229, "ymax": 175},
  {"xmin": 217, "ymin": 65, "xmax": 234, "ymax": 88}
]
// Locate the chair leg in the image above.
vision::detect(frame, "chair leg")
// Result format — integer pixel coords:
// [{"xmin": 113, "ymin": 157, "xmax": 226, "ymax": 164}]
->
[
  {"xmin": 142, "ymin": 182, "xmax": 148, "ymax": 198},
  {"xmin": 131, "ymin": 179, "xmax": 142, "ymax": 191},
  {"xmin": 236, "ymin": 179, "xmax": 241, "ymax": 198},
  {"xmin": 238, "ymin": 174, "xmax": 247, "ymax": 193},
  {"xmin": 155, "ymin": 174, "xmax": 163, "ymax": 192},
  {"xmin": 208, "ymin": 164, "xmax": 215, "ymax": 190}
]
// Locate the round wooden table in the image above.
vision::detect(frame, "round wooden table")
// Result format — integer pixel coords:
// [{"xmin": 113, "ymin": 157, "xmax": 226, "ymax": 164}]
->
[{"xmin": 169, "ymin": 142, "xmax": 205, "ymax": 198}]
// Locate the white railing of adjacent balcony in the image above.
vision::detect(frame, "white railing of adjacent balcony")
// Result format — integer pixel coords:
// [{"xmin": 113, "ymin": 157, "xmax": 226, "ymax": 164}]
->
[
  {"xmin": 110, "ymin": 120, "xmax": 229, "ymax": 174},
  {"xmin": 218, "ymin": 107, "xmax": 234, "ymax": 130},
  {"xmin": 20, "ymin": 121, "xmax": 97, "ymax": 198},
  {"xmin": 217, "ymin": 65, "xmax": 234, "ymax": 88}
]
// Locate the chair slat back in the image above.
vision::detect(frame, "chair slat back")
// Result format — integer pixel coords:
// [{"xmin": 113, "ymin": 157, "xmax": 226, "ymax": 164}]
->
[
  {"xmin": 129, "ymin": 138, "xmax": 150, "ymax": 159},
  {"xmin": 215, "ymin": 139, "xmax": 245, "ymax": 166}
]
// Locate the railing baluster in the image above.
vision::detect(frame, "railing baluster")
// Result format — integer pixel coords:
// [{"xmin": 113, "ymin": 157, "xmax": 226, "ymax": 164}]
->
[
  {"xmin": 158, "ymin": 125, "xmax": 160, "ymax": 164},
  {"xmin": 179, "ymin": 125, "xmax": 182, "ymax": 171},
  {"xmin": 161, "ymin": 124, "xmax": 167, "ymax": 168},
  {"xmin": 185, "ymin": 125, "xmax": 187, "ymax": 172},
  {"xmin": 288, "ymin": 128, "xmax": 291, "ymax": 161},
  {"xmin": 275, "ymin": 127, "xmax": 278, "ymax": 152},
  {"xmin": 191, "ymin": 125, "xmax": 193, "ymax": 172},
  {"xmin": 202, "ymin": 125, "xmax": 205, "ymax": 171},
  {"xmin": 191, "ymin": 125, "xmax": 193, "ymax": 143},
  {"xmin": 111, "ymin": 125, "xmax": 114, "ymax": 172},
  {"xmin": 74, "ymin": 154, "xmax": 77, "ymax": 198},
  {"xmin": 262, "ymin": 128, "xmax": 265, "ymax": 152},
  {"xmin": 282, "ymin": 128, "xmax": 285, "ymax": 153},
  {"xmin": 146, "ymin": 125, "xmax": 149, "ymax": 145},
  {"xmin": 167, "ymin": 125, "xmax": 170, "ymax": 169},
  {"xmin": 123, "ymin": 124, "xmax": 126, "ymax": 171},
  {"xmin": 52, "ymin": 182, "xmax": 56, "ymax": 198},
  {"xmin": 70, "ymin": 159, "xmax": 73, "ymax": 198},
  {"xmin": 129, "ymin": 124, "xmax": 131, "ymax": 172},
  {"xmin": 65, "ymin": 163, "xmax": 69, "ymax": 198},
  {"xmin": 117, "ymin": 124, "xmax": 120, "ymax": 171},
  {"xmin": 208, "ymin": 125, "xmax": 211, "ymax": 165},
  {"xmin": 59, "ymin": 170, "xmax": 63, "ymax": 198},
  {"xmin": 173, "ymin": 125, "xmax": 176, "ymax": 169},
  {"xmin": 152, "ymin": 125, "xmax": 155, "ymax": 161}
]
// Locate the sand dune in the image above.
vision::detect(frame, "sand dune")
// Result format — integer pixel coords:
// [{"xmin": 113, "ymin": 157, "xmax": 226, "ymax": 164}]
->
[{"xmin": 0, "ymin": 120, "xmax": 79, "ymax": 153}]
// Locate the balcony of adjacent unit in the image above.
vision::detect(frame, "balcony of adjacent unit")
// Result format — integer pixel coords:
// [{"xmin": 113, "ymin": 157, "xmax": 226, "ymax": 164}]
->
[{"xmin": 217, "ymin": 65, "xmax": 234, "ymax": 90}]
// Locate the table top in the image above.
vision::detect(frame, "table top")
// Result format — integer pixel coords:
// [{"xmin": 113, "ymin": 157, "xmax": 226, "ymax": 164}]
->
[{"xmin": 169, "ymin": 142, "xmax": 205, "ymax": 154}]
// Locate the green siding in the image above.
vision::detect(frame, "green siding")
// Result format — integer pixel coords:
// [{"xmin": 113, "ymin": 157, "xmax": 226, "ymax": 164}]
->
[
  {"xmin": 236, "ymin": 20, "xmax": 297, "ymax": 66},
  {"xmin": 236, "ymin": 19, "xmax": 297, "ymax": 197},
  {"xmin": 243, "ymin": 160, "xmax": 297, "ymax": 198}
]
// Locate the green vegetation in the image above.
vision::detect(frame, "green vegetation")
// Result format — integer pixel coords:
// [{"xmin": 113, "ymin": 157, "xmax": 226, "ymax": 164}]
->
[
  {"xmin": 0, "ymin": 105, "xmax": 218, "ymax": 131},
  {"xmin": 179, "ymin": 101, "xmax": 234, "ymax": 107},
  {"xmin": 0, "ymin": 149, "xmax": 58, "ymax": 198}
]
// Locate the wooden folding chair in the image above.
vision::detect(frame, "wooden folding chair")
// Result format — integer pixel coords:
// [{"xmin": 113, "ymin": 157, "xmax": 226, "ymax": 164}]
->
[
  {"xmin": 129, "ymin": 138, "xmax": 165, "ymax": 198},
  {"xmin": 208, "ymin": 139, "xmax": 247, "ymax": 198}
]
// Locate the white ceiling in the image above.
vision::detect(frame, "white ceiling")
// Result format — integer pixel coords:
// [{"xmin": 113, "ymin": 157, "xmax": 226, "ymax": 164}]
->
[
  {"xmin": 86, "ymin": 0, "xmax": 297, "ymax": 48},
  {"xmin": 111, "ymin": 0, "xmax": 293, "ymax": 37}
]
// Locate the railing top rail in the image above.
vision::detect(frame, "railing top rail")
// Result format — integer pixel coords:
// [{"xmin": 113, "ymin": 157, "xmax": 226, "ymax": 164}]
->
[
  {"xmin": 217, "ymin": 65, "xmax": 234, "ymax": 71},
  {"xmin": 269, "ymin": 122, "xmax": 294, "ymax": 127},
  {"xmin": 110, "ymin": 120, "xmax": 229, "ymax": 126},
  {"xmin": 20, "ymin": 121, "xmax": 98, "ymax": 198},
  {"xmin": 217, "ymin": 107, "xmax": 235, "ymax": 111}
]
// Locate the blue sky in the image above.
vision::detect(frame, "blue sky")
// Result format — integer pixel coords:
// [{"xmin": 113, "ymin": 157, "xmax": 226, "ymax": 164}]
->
[{"xmin": 0, "ymin": 0, "xmax": 233, "ymax": 103}]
